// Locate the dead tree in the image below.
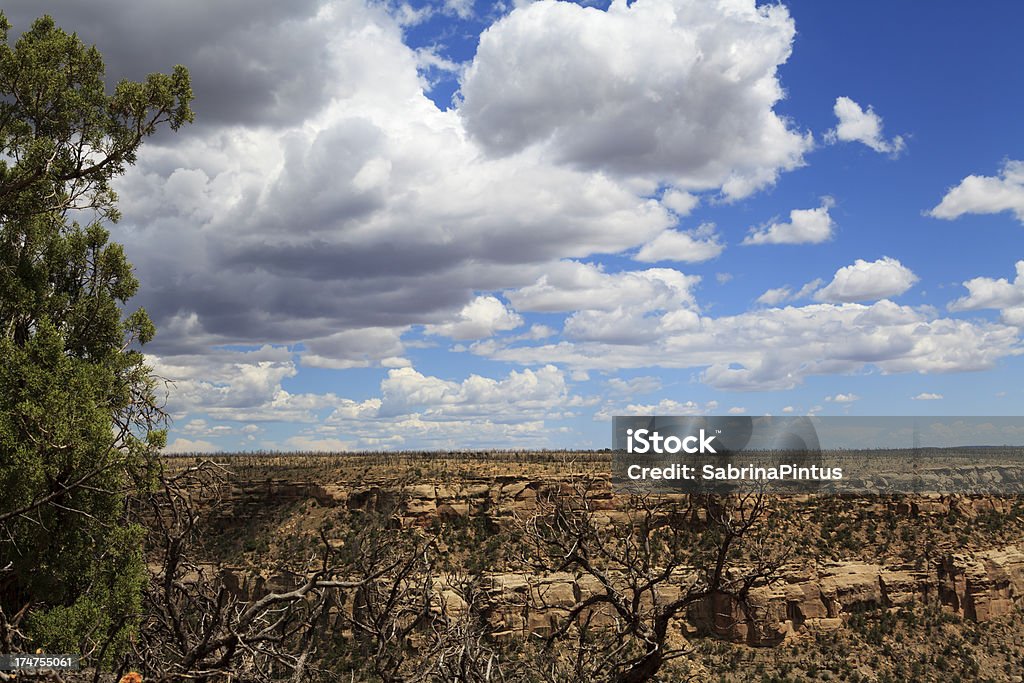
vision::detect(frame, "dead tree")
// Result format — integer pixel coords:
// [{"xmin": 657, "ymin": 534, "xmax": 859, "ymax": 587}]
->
[
  {"xmin": 117, "ymin": 463, "xmax": 516, "ymax": 683},
  {"xmin": 326, "ymin": 493, "xmax": 513, "ymax": 683},
  {"xmin": 518, "ymin": 477, "xmax": 787, "ymax": 683},
  {"xmin": 327, "ymin": 498, "xmax": 519, "ymax": 682},
  {"xmin": 116, "ymin": 461, "xmax": 417, "ymax": 683},
  {"xmin": 426, "ymin": 572, "xmax": 521, "ymax": 683},
  {"xmin": 330, "ymin": 514, "xmax": 435, "ymax": 683}
]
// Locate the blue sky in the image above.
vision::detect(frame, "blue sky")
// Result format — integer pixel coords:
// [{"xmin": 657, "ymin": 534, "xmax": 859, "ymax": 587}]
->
[{"xmin": 8, "ymin": 0, "xmax": 1022, "ymax": 452}]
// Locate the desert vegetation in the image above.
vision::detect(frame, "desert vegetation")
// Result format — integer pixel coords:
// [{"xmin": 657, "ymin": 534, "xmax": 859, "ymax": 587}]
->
[{"xmin": 20, "ymin": 452, "xmax": 1011, "ymax": 682}]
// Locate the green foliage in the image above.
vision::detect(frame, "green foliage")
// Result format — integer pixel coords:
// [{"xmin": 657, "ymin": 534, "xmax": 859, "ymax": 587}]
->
[
  {"xmin": 0, "ymin": 12, "xmax": 191, "ymax": 662},
  {"xmin": 26, "ymin": 523, "xmax": 147, "ymax": 662}
]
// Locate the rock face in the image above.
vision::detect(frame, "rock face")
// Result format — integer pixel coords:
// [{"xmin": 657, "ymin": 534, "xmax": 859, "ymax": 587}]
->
[
  {"xmin": 203, "ymin": 548, "xmax": 1024, "ymax": 649},
  {"xmin": 215, "ymin": 476, "xmax": 546, "ymax": 521},
  {"xmin": 939, "ymin": 546, "xmax": 1024, "ymax": 621},
  {"xmin": 206, "ymin": 475, "xmax": 1024, "ymax": 645},
  {"xmin": 476, "ymin": 548, "xmax": 1024, "ymax": 647},
  {"xmin": 222, "ymin": 479, "xmax": 346, "ymax": 509}
]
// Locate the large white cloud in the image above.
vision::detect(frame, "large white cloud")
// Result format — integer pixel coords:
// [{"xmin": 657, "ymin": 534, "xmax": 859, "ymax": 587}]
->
[
  {"xmin": 472, "ymin": 299, "xmax": 1021, "ymax": 390},
  {"xmin": 70, "ymin": 0, "xmax": 819, "ymax": 382},
  {"xmin": 112, "ymin": 0, "xmax": 677, "ymax": 366},
  {"xmin": 148, "ymin": 346, "xmax": 338, "ymax": 422},
  {"xmin": 826, "ymin": 96, "xmax": 904, "ymax": 155},
  {"xmin": 661, "ymin": 190, "xmax": 700, "ymax": 216},
  {"xmin": 742, "ymin": 198, "xmax": 835, "ymax": 245},
  {"xmin": 949, "ymin": 261, "xmax": 1024, "ymax": 310},
  {"xmin": 164, "ymin": 438, "xmax": 220, "ymax": 454},
  {"xmin": 507, "ymin": 262, "xmax": 702, "ymax": 344},
  {"xmin": 308, "ymin": 364, "xmax": 580, "ymax": 448},
  {"xmin": 506, "ymin": 261, "xmax": 700, "ymax": 313},
  {"xmin": 458, "ymin": 0, "xmax": 812, "ymax": 199},
  {"xmin": 376, "ymin": 365, "xmax": 569, "ymax": 417},
  {"xmin": 594, "ymin": 398, "xmax": 718, "ymax": 422},
  {"xmin": 949, "ymin": 260, "xmax": 1024, "ymax": 324},
  {"xmin": 929, "ymin": 160, "xmax": 1024, "ymax": 223},
  {"xmin": 424, "ymin": 296, "xmax": 523, "ymax": 340},
  {"xmin": 634, "ymin": 223, "xmax": 725, "ymax": 263},
  {"xmin": 814, "ymin": 257, "xmax": 918, "ymax": 303},
  {"xmin": 151, "ymin": 344, "xmax": 583, "ymax": 448},
  {"xmin": 478, "ymin": 257, "xmax": 1018, "ymax": 391}
]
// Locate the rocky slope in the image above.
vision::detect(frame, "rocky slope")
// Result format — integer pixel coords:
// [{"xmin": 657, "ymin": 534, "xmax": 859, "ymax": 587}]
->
[{"xmin": 202, "ymin": 473, "xmax": 1024, "ymax": 646}]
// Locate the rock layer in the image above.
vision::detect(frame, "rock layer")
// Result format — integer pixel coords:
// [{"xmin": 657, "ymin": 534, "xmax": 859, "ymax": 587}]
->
[{"xmin": 205, "ymin": 475, "xmax": 1024, "ymax": 645}]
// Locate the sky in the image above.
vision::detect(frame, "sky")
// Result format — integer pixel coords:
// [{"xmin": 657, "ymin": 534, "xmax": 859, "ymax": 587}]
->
[{"xmin": 5, "ymin": 0, "xmax": 1024, "ymax": 452}]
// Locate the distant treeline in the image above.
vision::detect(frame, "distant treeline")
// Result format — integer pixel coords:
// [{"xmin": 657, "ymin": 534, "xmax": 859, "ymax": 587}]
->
[{"xmin": 161, "ymin": 449, "xmax": 615, "ymax": 466}]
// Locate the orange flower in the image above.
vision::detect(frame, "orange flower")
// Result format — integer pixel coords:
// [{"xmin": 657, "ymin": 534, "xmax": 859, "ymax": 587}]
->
[{"xmin": 119, "ymin": 674, "xmax": 143, "ymax": 683}]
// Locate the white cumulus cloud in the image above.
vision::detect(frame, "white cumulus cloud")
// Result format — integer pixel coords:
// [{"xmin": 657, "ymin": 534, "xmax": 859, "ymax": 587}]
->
[
  {"xmin": 949, "ymin": 260, "xmax": 1024, "ymax": 310},
  {"xmin": 742, "ymin": 197, "xmax": 835, "ymax": 245},
  {"xmin": 634, "ymin": 223, "xmax": 724, "ymax": 263},
  {"xmin": 929, "ymin": 160, "xmax": 1024, "ymax": 223},
  {"xmin": 594, "ymin": 398, "xmax": 717, "ymax": 422},
  {"xmin": 149, "ymin": 346, "xmax": 338, "ymax": 423},
  {"xmin": 283, "ymin": 436, "xmax": 357, "ymax": 452},
  {"xmin": 458, "ymin": 0, "xmax": 812, "ymax": 199},
  {"xmin": 165, "ymin": 437, "xmax": 219, "ymax": 454},
  {"xmin": 911, "ymin": 393, "xmax": 944, "ymax": 400},
  {"xmin": 948, "ymin": 260, "xmax": 1024, "ymax": 325},
  {"xmin": 375, "ymin": 365, "xmax": 569, "ymax": 418},
  {"xmin": 661, "ymin": 190, "xmax": 700, "ymax": 216},
  {"xmin": 113, "ymin": 0, "xmax": 680, "ymax": 366},
  {"xmin": 424, "ymin": 295, "xmax": 523, "ymax": 339},
  {"xmin": 505, "ymin": 261, "xmax": 702, "ymax": 344},
  {"xmin": 814, "ymin": 257, "xmax": 918, "ymax": 303},
  {"xmin": 826, "ymin": 96, "xmax": 904, "ymax": 155},
  {"xmin": 475, "ymin": 299, "xmax": 1020, "ymax": 391},
  {"xmin": 507, "ymin": 261, "xmax": 700, "ymax": 313},
  {"xmin": 309, "ymin": 364, "xmax": 577, "ymax": 448}
]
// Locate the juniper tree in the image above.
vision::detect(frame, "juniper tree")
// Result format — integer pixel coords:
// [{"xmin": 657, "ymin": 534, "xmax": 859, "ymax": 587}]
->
[{"xmin": 0, "ymin": 13, "xmax": 192, "ymax": 659}]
